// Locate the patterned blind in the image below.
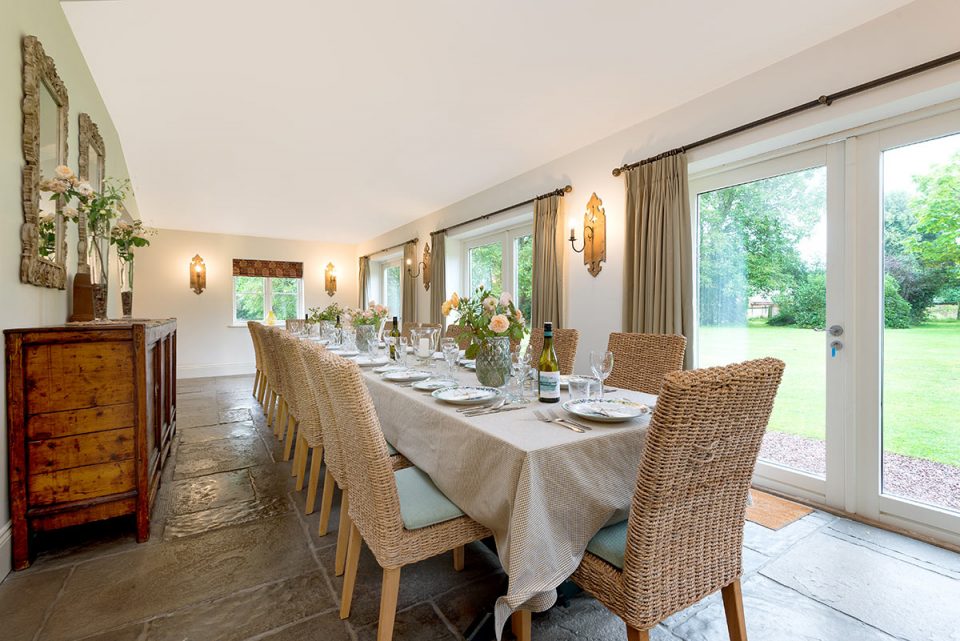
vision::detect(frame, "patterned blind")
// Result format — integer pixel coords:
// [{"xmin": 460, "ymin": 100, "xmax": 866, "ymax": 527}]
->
[{"xmin": 232, "ymin": 258, "xmax": 303, "ymax": 279}]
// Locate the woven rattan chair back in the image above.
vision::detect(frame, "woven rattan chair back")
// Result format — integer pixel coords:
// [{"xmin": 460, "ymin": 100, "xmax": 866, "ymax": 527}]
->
[
  {"xmin": 261, "ymin": 326, "xmax": 284, "ymax": 393},
  {"xmin": 278, "ymin": 334, "xmax": 325, "ymax": 446},
  {"xmin": 605, "ymin": 332, "xmax": 686, "ymax": 394},
  {"xmin": 526, "ymin": 327, "xmax": 580, "ymax": 375},
  {"xmin": 276, "ymin": 332, "xmax": 305, "ymax": 420},
  {"xmin": 247, "ymin": 322, "xmax": 263, "ymax": 372},
  {"xmin": 321, "ymin": 356, "xmax": 407, "ymax": 559},
  {"xmin": 301, "ymin": 343, "xmax": 346, "ymax": 487},
  {"xmin": 443, "ymin": 325, "xmax": 471, "ymax": 350},
  {"xmin": 607, "ymin": 358, "xmax": 784, "ymax": 629}
]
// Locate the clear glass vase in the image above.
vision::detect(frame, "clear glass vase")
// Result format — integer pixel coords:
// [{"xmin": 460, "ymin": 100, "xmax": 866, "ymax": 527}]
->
[
  {"xmin": 355, "ymin": 324, "xmax": 377, "ymax": 354},
  {"xmin": 118, "ymin": 258, "xmax": 134, "ymax": 318},
  {"xmin": 88, "ymin": 229, "xmax": 111, "ymax": 320},
  {"xmin": 476, "ymin": 336, "xmax": 512, "ymax": 387}
]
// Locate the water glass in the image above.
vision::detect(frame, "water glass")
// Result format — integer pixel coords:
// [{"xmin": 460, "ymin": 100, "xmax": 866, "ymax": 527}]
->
[
  {"xmin": 590, "ymin": 350, "xmax": 615, "ymax": 400},
  {"xmin": 568, "ymin": 375, "xmax": 599, "ymax": 401},
  {"xmin": 442, "ymin": 341, "xmax": 459, "ymax": 379},
  {"xmin": 397, "ymin": 337, "xmax": 410, "ymax": 368}
]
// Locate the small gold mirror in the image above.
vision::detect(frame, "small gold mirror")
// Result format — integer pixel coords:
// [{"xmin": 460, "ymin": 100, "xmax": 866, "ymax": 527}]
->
[{"xmin": 21, "ymin": 36, "xmax": 69, "ymax": 289}]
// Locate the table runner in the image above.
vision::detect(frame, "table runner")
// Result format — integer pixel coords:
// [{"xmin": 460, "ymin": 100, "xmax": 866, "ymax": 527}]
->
[{"xmin": 361, "ymin": 366, "xmax": 655, "ymax": 637}]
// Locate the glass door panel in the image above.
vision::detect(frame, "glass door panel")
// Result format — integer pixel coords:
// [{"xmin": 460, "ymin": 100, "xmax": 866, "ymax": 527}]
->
[
  {"xmin": 697, "ymin": 165, "xmax": 829, "ymax": 477},
  {"xmin": 468, "ymin": 241, "xmax": 503, "ymax": 294},
  {"xmin": 881, "ymin": 133, "xmax": 960, "ymax": 513}
]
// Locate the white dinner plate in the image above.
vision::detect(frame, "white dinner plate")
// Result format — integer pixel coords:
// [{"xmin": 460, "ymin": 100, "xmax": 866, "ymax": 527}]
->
[
  {"xmin": 373, "ymin": 364, "xmax": 405, "ymax": 374},
  {"xmin": 354, "ymin": 356, "xmax": 389, "ymax": 367},
  {"xmin": 308, "ymin": 337, "xmax": 330, "ymax": 345},
  {"xmin": 432, "ymin": 386, "xmax": 501, "ymax": 405},
  {"xmin": 338, "ymin": 349, "xmax": 360, "ymax": 357},
  {"xmin": 561, "ymin": 398, "xmax": 649, "ymax": 423},
  {"xmin": 460, "ymin": 360, "xmax": 476, "ymax": 371},
  {"xmin": 382, "ymin": 369, "xmax": 431, "ymax": 383},
  {"xmin": 412, "ymin": 378, "xmax": 457, "ymax": 392}
]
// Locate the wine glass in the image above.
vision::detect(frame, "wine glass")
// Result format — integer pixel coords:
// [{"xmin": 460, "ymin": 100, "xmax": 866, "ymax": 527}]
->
[
  {"xmin": 442, "ymin": 339, "xmax": 459, "ymax": 381},
  {"xmin": 590, "ymin": 350, "xmax": 614, "ymax": 400},
  {"xmin": 397, "ymin": 337, "xmax": 410, "ymax": 369},
  {"xmin": 511, "ymin": 346, "xmax": 533, "ymax": 402}
]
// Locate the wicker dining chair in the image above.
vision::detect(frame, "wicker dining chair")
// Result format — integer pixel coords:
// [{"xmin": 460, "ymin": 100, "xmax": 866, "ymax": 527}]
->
[
  {"xmin": 259, "ymin": 327, "xmax": 285, "ymax": 434},
  {"xmin": 444, "ymin": 325, "xmax": 471, "ymax": 349},
  {"xmin": 562, "ymin": 358, "xmax": 785, "ymax": 641},
  {"xmin": 605, "ymin": 332, "xmax": 687, "ymax": 394},
  {"xmin": 322, "ymin": 356, "xmax": 491, "ymax": 641},
  {"xmin": 300, "ymin": 344, "xmax": 410, "ymax": 577},
  {"xmin": 526, "ymin": 327, "xmax": 580, "ymax": 375},
  {"xmin": 247, "ymin": 322, "xmax": 266, "ymax": 403}
]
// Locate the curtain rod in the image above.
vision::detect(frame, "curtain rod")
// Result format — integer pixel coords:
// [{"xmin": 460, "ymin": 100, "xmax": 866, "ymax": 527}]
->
[
  {"xmin": 435, "ymin": 185, "xmax": 572, "ymax": 235},
  {"xmin": 362, "ymin": 237, "xmax": 418, "ymax": 260},
  {"xmin": 612, "ymin": 49, "xmax": 960, "ymax": 177}
]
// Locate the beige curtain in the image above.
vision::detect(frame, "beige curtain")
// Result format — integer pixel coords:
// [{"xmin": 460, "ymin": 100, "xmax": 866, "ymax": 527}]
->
[
  {"xmin": 401, "ymin": 241, "xmax": 417, "ymax": 325},
  {"xmin": 531, "ymin": 194, "xmax": 564, "ymax": 330},
  {"xmin": 358, "ymin": 256, "xmax": 369, "ymax": 308},
  {"xmin": 429, "ymin": 230, "xmax": 446, "ymax": 325},
  {"xmin": 623, "ymin": 152, "xmax": 694, "ymax": 368}
]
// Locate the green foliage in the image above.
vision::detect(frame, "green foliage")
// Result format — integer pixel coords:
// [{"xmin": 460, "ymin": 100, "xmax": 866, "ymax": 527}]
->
[
  {"xmin": 773, "ymin": 272, "xmax": 825, "ymax": 328},
  {"xmin": 110, "ymin": 219, "xmax": 151, "ymax": 262},
  {"xmin": 308, "ymin": 302, "xmax": 345, "ymax": 323},
  {"xmin": 444, "ymin": 286, "xmax": 527, "ymax": 357},
  {"xmin": 515, "ymin": 234, "xmax": 533, "ymax": 326},
  {"xmin": 384, "ymin": 265, "xmax": 401, "ymax": 316},
  {"xmin": 883, "ymin": 275, "xmax": 913, "ymax": 329},
  {"xmin": 468, "ymin": 242, "xmax": 503, "ymax": 294}
]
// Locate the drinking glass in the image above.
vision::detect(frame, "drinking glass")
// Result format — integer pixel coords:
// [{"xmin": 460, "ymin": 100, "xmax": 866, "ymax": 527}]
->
[
  {"xmin": 397, "ymin": 337, "xmax": 410, "ymax": 369},
  {"xmin": 511, "ymin": 347, "xmax": 532, "ymax": 402},
  {"xmin": 590, "ymin": 350, "xmax": 615, "ymax": 400},
  {"xmin": 442, "ymin": 341, "xmax": 459, "ymax": 380}
]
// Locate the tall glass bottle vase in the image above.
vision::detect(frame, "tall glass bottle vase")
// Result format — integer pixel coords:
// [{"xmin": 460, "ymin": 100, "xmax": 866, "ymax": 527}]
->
[
  {"xmin": 88, "ymin": 227, "xmax": 111, "ymax": 320},
  {"xmin": 118, "ymin": 257, "xmax": 134, "ymax": 318}
]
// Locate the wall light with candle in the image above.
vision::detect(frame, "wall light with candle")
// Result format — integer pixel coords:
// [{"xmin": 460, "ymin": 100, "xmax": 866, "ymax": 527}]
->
[
  {"xmin": 324, "ymin": 262, "xmax": 337, "ymax": 297},
  {"xmin": 568, "ymin": 192, "xmax": 606, "ymax": 277},
  {"xmin": 190, "ymin": 254, "xmax": 206, "ymax": 294},
  {"xmin": 405, "ymin": 242, "xmax": 432, "ymax": 291}
]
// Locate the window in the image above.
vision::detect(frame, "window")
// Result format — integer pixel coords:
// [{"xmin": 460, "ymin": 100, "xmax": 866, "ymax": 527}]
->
[
  {"xmin": 462, "ymin": 224, "xmax": 533, "ymax": 325},
  {"xmin": 381, "ymin": 259, "xmax": 401, "ymax": 318},
  {"xmin": 232, "ymin": 276, "xmax": 304, "ymax": 324}
]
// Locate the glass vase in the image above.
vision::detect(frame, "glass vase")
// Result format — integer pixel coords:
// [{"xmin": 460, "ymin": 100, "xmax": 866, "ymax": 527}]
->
[
  {"xmin": 118, "ymin": 258, "xmax": 134, "ymax": 318},
  {"xmin": 355, "ymin": 324, "xmax": 376, "ymax": 354},
  {"xmin": 476, "ymin": 336, "xmax": 512, "ymax": 388},
  {"xmin": 88, "ymin": 229, "xmax": 111, "ymax": 320}
]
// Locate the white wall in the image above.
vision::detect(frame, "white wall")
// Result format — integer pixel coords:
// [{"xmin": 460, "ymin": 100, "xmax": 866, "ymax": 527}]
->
[
  {"xmin": 356, "ymin": 0, "xmax": 960, "ymax": 373},
  {"xmin": 1, "ymin": 0, "xmax": 141, "ymax": 578},
  {"xmin": 134, "ymin": 228, "xmax": 357, "ymax": 378}
]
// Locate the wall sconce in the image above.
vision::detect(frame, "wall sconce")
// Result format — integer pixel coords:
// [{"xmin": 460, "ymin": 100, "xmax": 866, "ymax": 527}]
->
[
  {"xmin": 569, "ymin": 192, "xmax": 606, "ymax": 277},
  {"xmin": 190, "ymin": 254, "xmax": 206, "ymax": 294},
  {"xmin": 405, "ymin": 242, "xmax": 432, "ymax": 291},
  {"xmin": 324, "ymin": 262, "xmax": 337, "ymax": 297}
]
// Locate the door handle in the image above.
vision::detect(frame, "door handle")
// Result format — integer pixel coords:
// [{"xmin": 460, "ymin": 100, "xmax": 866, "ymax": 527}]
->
[{"xmin": 816, "ymin": 325, "xmax": 844, "ymax": 337}]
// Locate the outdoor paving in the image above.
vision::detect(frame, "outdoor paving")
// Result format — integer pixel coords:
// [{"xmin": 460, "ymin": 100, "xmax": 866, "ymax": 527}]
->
[{"xmin": 1, "ymin": 374, "xmax": 958, "ymax": 641}]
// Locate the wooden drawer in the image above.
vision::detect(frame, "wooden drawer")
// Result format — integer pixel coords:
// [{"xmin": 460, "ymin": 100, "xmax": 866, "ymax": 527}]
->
[
  {"xmin": 27, "ymin": 460, "xmax": 136, "ymax": 507},
  {"xmin": 28, "ymin": 427, "xmax": 134, "ymax": 474},
  {"xmin": 27, "ymin": 403, "xmax": 134, "ymax": 440},
  {"xmin": 25, "ymin": 341, "xmax": 134, "ymax": 414}
]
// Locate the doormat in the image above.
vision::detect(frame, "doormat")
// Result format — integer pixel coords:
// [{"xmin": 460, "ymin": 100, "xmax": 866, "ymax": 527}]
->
[{"xmin": 745, "ymin": 489, "xmax": 813, "ymax": 530}]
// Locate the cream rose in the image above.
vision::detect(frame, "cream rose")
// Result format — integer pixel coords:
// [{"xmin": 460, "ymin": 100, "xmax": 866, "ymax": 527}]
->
[
  {"xmin": 450, "ymin": 292, "xmax": 460, "ymax": 309},
  {"xmin": 499, "ymin": 292, "xmax": 512, "ymax": 306},
  {"xmin": 441, "ymin": 300, "xmax": 452, "ymax": 316},
  {"xmin": 488, "ymin": 314, "xmax": 509, "ymax": 334},
  {"xmin": 55, "ymin": 165, "xmax": 73, "ymax": 179},
  {"xmin": 483, "ymin": 296, "xmax": 497, "ymax": 311}
]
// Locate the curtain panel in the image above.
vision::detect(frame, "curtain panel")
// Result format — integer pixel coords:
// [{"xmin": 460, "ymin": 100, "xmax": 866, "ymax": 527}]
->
[
  {"xmin": 401, "ymin": 241, "xmax": 417, "ymax": 324},
  {"xmin": 429, "ymin": 230, "xmax": 447, "ymax": 325},
  {"xmin": 622, "ymin": 152, "xmax": 694, "ymax": 368},
  {"xmin": 358, "ymin": 256, "xmax": 370, "ymax": 308},
  {"xmin": 232, "ymin": 258, "xmax": 303, "ymax": 279},
  {"xmin": 531, "ymin": 194, "xmax": 564, "ymax": 330}
]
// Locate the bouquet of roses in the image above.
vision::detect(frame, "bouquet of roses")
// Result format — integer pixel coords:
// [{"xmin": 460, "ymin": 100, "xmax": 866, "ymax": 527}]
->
[
  {"xmin": 351, "ymin": 301, "xmax": 390, "ymax": 327},
  {"xmin": 110, "ymin": 219, "xmax": 152, "ymax": 262},
  {"xmin": 307, "ymin": 302, "xmax": 346, "ymax": 324},
  {"xmin": 442, "ymin": 286, "xmax": 526, "ymax": 359}
]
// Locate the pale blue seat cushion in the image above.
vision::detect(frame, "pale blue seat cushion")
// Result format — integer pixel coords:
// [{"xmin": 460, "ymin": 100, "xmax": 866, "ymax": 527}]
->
[
  {"xmin": 585, "ymin": 519, "xmax": 629, "ymax": 569},
  {"xmin": 394, "ymin": 466, "xmax": 464, "ymax": 530}
]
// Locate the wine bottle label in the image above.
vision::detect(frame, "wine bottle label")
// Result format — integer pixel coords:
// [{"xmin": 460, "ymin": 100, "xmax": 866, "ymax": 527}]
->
[{"xmin": 539, "ymin": 371, "xmax": 560, "ymax": 399}]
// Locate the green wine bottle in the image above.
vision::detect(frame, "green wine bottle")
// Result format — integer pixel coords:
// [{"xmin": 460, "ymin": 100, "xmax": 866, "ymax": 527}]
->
[
  {"xmin": 538, "ymin": 322, "xmax": 560, "ymax": 403},
  {"xmin": 389, "ymin": 316, "xmax": 401, "ymax": 361}
]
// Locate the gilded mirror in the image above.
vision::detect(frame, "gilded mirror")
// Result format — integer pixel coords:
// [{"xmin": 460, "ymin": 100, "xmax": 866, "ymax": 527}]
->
[
  {"xmin": 21, "ymin": 35, "xmax": 69, "ymax": 288},
  {"xmin": 77, "ymin": 113, "xmax": 106, "ymax": 275}
]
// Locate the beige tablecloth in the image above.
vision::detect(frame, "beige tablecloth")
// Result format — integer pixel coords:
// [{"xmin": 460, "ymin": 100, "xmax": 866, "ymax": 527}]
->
[{"xmin": 362, "ymin": 365, "xmax": 654, "ymax": 637}]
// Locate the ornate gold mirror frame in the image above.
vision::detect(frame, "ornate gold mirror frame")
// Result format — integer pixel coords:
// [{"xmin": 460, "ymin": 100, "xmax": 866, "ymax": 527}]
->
[
  {"xmin": 21, "ymin": 35, "xmax": 69, "ymax": 289},
  {"xmin": 77, "ymin": 113, "xmax": 106, "ymax": 276}
]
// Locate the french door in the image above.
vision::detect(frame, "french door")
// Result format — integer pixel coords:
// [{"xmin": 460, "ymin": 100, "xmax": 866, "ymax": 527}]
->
[{"xmin": 693, "ymin": 108, "xmax": 960, "ymax": 546}]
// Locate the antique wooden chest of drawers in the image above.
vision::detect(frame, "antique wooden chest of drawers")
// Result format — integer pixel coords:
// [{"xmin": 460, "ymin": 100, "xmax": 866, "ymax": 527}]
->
[{"xmin": 4, "ymin": 319, "xmax": 177, "ymax": 569}]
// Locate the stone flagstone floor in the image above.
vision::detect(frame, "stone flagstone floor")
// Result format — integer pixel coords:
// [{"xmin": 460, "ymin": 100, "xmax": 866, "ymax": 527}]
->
[{"xmin": 2, "ymin": 374, "xmax": 959, "ymax": 641}]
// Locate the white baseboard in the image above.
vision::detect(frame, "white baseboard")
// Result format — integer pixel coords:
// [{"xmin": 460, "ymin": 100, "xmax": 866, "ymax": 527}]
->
[
  {"xmin": 0, "ymin": 520, "xmax": 12, "ymax": 581},
  {"xmin": 177, "ymin": 362, "xmax": 255, "ymax": 379}
]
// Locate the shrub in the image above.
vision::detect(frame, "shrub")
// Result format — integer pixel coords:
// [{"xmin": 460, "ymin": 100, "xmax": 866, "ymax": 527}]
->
[
  {"xmin": 883, "ymin": 275, "xmax": 912, "ymax": 329},
  {"xmin": 772, "ymin": 271, "xmax": 913, "ymax": 329}
]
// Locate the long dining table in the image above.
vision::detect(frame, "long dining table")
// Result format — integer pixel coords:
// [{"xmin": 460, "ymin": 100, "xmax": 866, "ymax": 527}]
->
[{"xmin": 358, "ymin": 358, "xmax": 656, "ymax": 637}]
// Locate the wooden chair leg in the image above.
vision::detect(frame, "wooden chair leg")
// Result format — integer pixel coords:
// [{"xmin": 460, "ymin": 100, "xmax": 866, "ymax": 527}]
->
[
  {"xmin": 335, "ymin": 490, "xmax": 351, "ymax": 576},
  {"xmin": 284, "ymin": 417, "xmax": 298, "ymax": 462},
  {"xmin": 453, "ymin": 545, "xmax": 465, "ymax": 571},
  {"xmin": 252, "ymin": 370, "xmax": 260, "ymax": 397},
  {"xmin": 511, "ymin": 610, "xmax": 531, "ymax": 641},
  {"xmin": 305, "ymin": 445, "xmax": 323, "ymax": 513},
  {"xmin": 721, "ymin": 579, "xmax": 747, "ymax": 641},
  {"xmin": 266, "ymin": 390, "xmax": 276, "ymax": 427},
  {"xmin": 318, "ymin": 469, "xmax": 336, "ymax": 535},
  {"xmin": 377, "ymin": 566, "xmax": 402, "ymax": 641},
  {"xmin": 276, "ymin": 399, "xmax": 287, "ymax": 438},
  {"xmin": 294, "ymin": 436, "xmax": 309, "ymax": 489},
  {"xmin": 626, "ymin": 625, "xmax": 650, "ymax": 641},
  {"xmin": 339, "ymin": 523, "xmax": 364, "ymax": 619}
]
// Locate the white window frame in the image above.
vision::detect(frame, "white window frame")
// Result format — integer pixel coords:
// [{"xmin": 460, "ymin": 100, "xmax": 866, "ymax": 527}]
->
[
  {"xmin": 460, "ymin": 223, "xmax": 533, "ymax": 301},
  {"xmin": 232, "ymin": 276, "xmax": 304, "ymax": 325}
]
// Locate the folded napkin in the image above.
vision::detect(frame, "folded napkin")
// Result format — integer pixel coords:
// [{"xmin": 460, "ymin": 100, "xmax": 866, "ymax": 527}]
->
[
  {"xmin": 445, "ymin": 389, "xmax": 489, "ymax": 400},
  {"xmin": 585, "ymin": 403, "xmax": 637, "ymax": 418}
]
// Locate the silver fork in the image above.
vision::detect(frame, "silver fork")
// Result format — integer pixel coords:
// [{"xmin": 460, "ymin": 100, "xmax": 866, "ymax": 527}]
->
[
  {"xmin": 457, "ymin": 398, "xmax": 504, "ymax": 413},
  {"xmin": 533, "ymin": 409, "xmax": 586, "ymax": 433},
  {"xmin": 546, "ymin": 409, "xmax": 593, "ymax": 431}
]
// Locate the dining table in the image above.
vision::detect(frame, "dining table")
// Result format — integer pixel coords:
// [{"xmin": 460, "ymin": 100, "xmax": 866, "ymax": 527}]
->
[{"xmin": 356, "ymin": 356, "xmax": 656, "ymax": 638}]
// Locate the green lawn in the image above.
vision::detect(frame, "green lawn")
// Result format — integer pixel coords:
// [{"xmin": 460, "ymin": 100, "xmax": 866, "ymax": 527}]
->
[{"xmin": 699, "ymin": 319, "xmax": 960, "ymax": 467}]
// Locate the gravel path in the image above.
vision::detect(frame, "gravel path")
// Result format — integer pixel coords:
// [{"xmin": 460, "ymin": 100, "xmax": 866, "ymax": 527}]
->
[{"xmin": 759, "ymin": 431, "xmax": 960, "ymax": 510}]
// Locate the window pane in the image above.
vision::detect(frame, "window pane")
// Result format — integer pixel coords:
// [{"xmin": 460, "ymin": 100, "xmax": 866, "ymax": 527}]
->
[
  {"xmin": 384, "ymin": 265, "xmax": 401, "ymax": 318},
  {"xmin": 236, "ymin": 293, "xmax": 264, "ymax": 321},
  {"xmin": 514, "ymin": 234, "xmax": 533, "ymax": 326},
  {"xmin": 469, "ymin": 241, "xmax": 502, "ymax": 295},
  {"xmin": 234, "ymin": 276, "xmax": 264, "ymax": 294},
  {"xmin": 698, "ymin": 166, "xmax": 827, "ymax": 477},
  {"xmin": 881, "ymin": 132, "xmax": 960, "ymax": 513},
  {"xmin": 271, "ymin": 277, "xmax": 298, "ymax": 294},
  {"xmin": 271, "ymin": 292, "xmax": 299, "ymax": 320}
]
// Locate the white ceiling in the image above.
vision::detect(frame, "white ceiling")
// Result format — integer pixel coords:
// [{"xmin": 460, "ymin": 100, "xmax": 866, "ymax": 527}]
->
[{"xmin": 63, "ymin": 0, "xmax": 911, "ymax": 243}]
